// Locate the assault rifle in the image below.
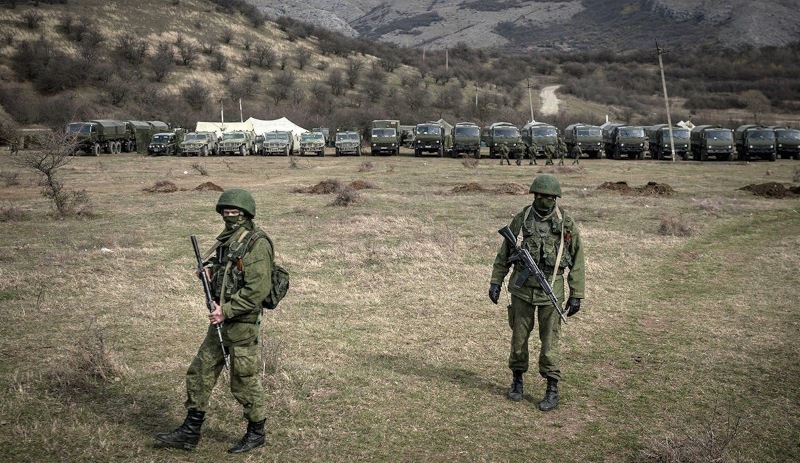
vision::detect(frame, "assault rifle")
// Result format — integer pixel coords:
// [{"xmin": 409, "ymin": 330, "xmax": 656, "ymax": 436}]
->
[
  {"xmin": 191, "ymin": 235, "xmax": 230, "ymax": 370},
  {"xmin": 498, "ymin": 226, "xmax": 568, "ymax": 324}
]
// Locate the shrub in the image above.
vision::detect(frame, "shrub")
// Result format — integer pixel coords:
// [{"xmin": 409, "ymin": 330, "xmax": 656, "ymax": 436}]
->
[
  {"xmin": 658, "ymin": 215, "xmax": 696, "ymax": 237},
  {"xmin": 21, "ymin": 9, "xmax": 44, "ymax": 29},
  {"xmin": 330, "ymin": 186, "xmax": 361, "ymax": 206}
]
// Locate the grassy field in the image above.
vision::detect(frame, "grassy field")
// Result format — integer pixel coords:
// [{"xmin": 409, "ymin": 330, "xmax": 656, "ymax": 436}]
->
[{"xmin": 0, "ymin": 150, "xmax": 798, "ymax": 462}]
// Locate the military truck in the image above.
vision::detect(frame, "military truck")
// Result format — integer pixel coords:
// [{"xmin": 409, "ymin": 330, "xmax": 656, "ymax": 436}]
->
[
  {"xmin": 450, "ymin": 122, "xmax": 481, "ymax": 158},
  {"xmin": 564, "ymin": 123, "xmax": 603, "ymax": 159},
  {"xmin": 645, "ymin": 124, "xmax": 691, "ymax": 160},
  {"xmin": 66, "ymin": 119, "xmax": 130, "ymax": 156},
  {"xmin": 689, "ymin": 125, "xmax": 735, "ymax": 161},
  {"xmin": 413, "ymin": 122, "xmax": 450, "ymax": 157},
  {"xmin": 521, "ymin": 122, "xmax": 558, "ymax": 161},
  {"xmin": 180, "ymin": 131, "xmax": 218, "ymax": 156},
  {"xmin": 263, "ymin": 131, "xmax": 294, "ymax": 156},
  {"xmin": 734, "ymin": 125, "xmax": 776, "ymax": 162},
  {"xmin": 335, "ymin": 131, "xmax": 362, "ymax": 156},
  {"xmin": 603, "ymin": 124, "xmax": 647, "ymax": 159},
  {"xmin": 370, "ymin": 126, "xmax": 400, "ymax": 155},
  {"xmin": 220, "ymin": 130, "xmax": 256, "ymax": 156},
  {"xmin": 370, "ymin": 120, "xmax": 401, "ymax": 155},
  {"xmin": 299, "ymin": 131, "xmax": 326, "ymax": 156},
  {"xmin": 486, "ymin": 122, "xmax": 523, "ymax": 158},
  {"xmin": 773, "ymin": 126, "xmax": 800, "ymax": 160}
]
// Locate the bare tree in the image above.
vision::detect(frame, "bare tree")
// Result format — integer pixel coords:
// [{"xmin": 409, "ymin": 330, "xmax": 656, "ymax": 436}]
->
[
  {"xmin": 12, "ymin": 131, "xmax": 92, "ymax": 217},
  {"xmin": 296, "ymin": 48, "xmax": 312, "ymax": 70},
  {"xmin": 346, "ymin": 58, "xmax": 363, "ymax": 89}
]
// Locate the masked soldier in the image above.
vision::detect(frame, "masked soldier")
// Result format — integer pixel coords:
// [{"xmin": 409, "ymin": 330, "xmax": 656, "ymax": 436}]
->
[
  {"xmin": 557, "ymin": 137, "xmax": 567, "ymax": 165},
  {"xmin": 156, "ymin": 188, "xmax": 274, "ymax": 453},
  {"xmin": 528, "ymin": 142, "xmax": 538, "ymax": 165},
  {"xmin": 571, "ymin": 144, "xmax": 583, "ymax": 165},
  {"xmin": 488, "ymin": 175, "xmax": 585, "ymax": 411},
  {"xmin": 544, "ymin": 143, "xmax": 555, "ymax": 165}
]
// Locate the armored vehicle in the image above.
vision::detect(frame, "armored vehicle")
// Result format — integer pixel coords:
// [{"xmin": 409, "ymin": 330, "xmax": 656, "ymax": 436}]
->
[
  {"xmin": 263, "ymin": 131, "xmax": 294, "ymax": 156},
  {"xmin": 220, "ymin": 130, "xmax": 256, "ymax": 156},
  {"xmin": 645, "ymin": 124, "xmax": 691, "ymax": 160},
  {"xmin": 66, "ymin": 119, "xmax": 129, "ymax": 156},
  {"xmin": 564, "ymin": 123, "xmax": 603, "ymax": 159},
  {"xmin": 734, "ymin": 125, "xmax": 776, "ymax": 162},
  {"xmin": 299, "ymin": 131, "xmax": 326, "ymax": 156},
  {"xmin": 603, "ymin": 124, "xmax": 647, "ymax": 159},
  {"xmin": 311, "ymin": 127, "xmax": 333, "ymax": 147},
  {"xmin": 335, "ymin": 131, "xmax": 362, "ymax": 156},
  {"xmin": 180, "ymin": 131, "xmax": 218, "ymax": 156},
  {"xmin": 370, "ymin": 126, "xmax": 400, "ymax": 155},
  {"xmin": 148, "ymin": 132, "xmax": 182, "ymax": 156},
  {"xmin": 414, "ymin": 122, "xmax": 448, "ymax": 157},
  {"xmin": 486, "ymin": 122, "xmax": 523, "ymax": 158},
  {"xmin": 451, "ymin": 122, "xmax": 481, "ymax": 158},
  {"xmin": 690, "ymin": 125, "xmax": 734, "ymax": 161},
  {"xmin": 773, "ymin": 127, "xmax": 800, "ymax": 160},
  {"xmin": 522, "ymin": 122, "xmax": 558, "ymax": 160}
]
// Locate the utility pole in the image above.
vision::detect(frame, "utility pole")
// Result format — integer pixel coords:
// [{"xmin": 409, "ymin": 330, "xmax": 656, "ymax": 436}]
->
[
  {"xmin": 239, "ymin": 98, "xmax": 243, "ymax": 123},
  {"xmin": 445, "ymin": 46, "xmax": 449, "ymax": 72},
  {"xmin": 422, "ymin": 47, "xmax": 426, "ymax": 66},
  {"xmin": 220, "ymin": 100, "xmax": 225, "ymax": 129},
  {"xmin": 475, "ymin": 85, "xmax": 478, "ymax": 110},
  {"xmin": 527, "ymin": 79, "xmax": 534, "ymax": 123},
  {"xmin": 656, "ymin": 40, "xmax": 676, "ymax": 162}
]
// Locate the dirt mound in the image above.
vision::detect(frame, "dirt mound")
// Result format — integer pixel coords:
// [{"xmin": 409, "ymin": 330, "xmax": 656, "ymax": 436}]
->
[
  {"xmin": 143, "ymin": 180, "xmax": 178, "ymax": 193},
  {"xmin": 739, "ymin": 182, "xmax": 800, "ymax": 198},
  {"xmin": 294, "ymin": 179, "xmax": 343, "ymax": 194},
  {"xmin": 452, "ymin": 182, "xmax": 488, "ymax": 193},
  {"xmin": 194, "ymin": 182, "xmax": 224, "ymax": 192},
  {"xmin": 494, "ymin": 182, "xmax": 528, "ymax": 195},
  {"xmin": 349, "ymin": 180, "xmax": 379, "ymax": 190},
  {"xmin": 599, "ymin": 181, "xmax": 675, "ymax": 196}
]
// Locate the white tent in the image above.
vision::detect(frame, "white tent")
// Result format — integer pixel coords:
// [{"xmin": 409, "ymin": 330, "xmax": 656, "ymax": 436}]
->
[
  {"xmin": 246, "ymin": 117, "xmax": 308, "ymax": 145},
  {"xmin": 195, "ymin": 121, "xmax": 255, "ymax": 141}
]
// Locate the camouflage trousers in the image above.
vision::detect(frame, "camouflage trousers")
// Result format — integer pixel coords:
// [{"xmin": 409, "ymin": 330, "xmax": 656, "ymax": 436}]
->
[
  {"xmin": 507, "ymin": 294, "xmax": 562, "ymax": 381},
  {"xmin": 184, "ymin": 325, "xmax": 267, "ymax": 422}
]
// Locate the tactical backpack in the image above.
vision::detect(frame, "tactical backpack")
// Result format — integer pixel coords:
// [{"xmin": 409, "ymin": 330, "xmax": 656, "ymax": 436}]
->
[{"xmin": 243, "ymin": 230, "xmax": 290, "ymax": 310}]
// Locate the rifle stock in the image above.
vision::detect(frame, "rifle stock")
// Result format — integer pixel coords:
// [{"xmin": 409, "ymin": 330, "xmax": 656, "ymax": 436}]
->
[
  {"xmin": 498, "ymin": 226, "xmax": 568, "ymax": 323},
  {"xmin": 191, "ymin": 235, "xmax": 230, "ymax": 370}
]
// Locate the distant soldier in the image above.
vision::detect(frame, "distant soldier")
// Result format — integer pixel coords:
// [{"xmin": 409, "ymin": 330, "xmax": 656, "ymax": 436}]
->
[
  {"xmin": 515, "ymin": 146, "xmax": 523, "ymax": 166},
  {"xmin": 498, "ymin": 143, "xmax": 511, "ymax": 165},
  {"xmin": 557, "ymin": 137, "xmax": 566, "ymax": 165},
  {"xmin": 10, "ymin": 137, "xmax": 19, "ymax": 155},
  {"xmin": 544, "ymin": 143, "xmax": 555, "ymax": 165},
  {"xmin": 571, "ymin": 144, "xmax": 583, "ymax": 165},
  {"xmin": 528, "ymin": 142, "xmax": 538, "ymax": 165}
]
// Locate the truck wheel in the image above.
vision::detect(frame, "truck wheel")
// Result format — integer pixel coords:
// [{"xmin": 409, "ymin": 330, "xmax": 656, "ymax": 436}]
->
[
  {"xmin": 357, "ymin": 147, "xmax": 362, "ymax": 156},
  {"xmin": 335, "ymin": 148, "xmax": 340, "ymax": 156},
  {"xmin": 239, "ymin": 146, "xmax": 245, "ymax": 156},
  {"xmin": 438, "ymin": 146, "xmax": 444, "ymax": 157},
  {"xmin": 319, "ymin": 149, "xmax": 325, "ymax": 157},
  {"xmin": 284, "ymin": 146, "xmax": 289, "ymax": 156},
  {"xmin": 200, "ymin": 146, "xmax": 207, "ymax": 157},
  {"xmin": 92, "ymin": 143, "xmax": 100, "ymax": 156},
  {"xmin": 768, "ymin": 152, "xmax": 776, "ymax": 162},
  {"xmin": 414, "ymin": 148, "xmax": 421, "ymax": 157},
  {"xmin": 371, "ymin": 148, "xmax": 376, "ymax": 156}
]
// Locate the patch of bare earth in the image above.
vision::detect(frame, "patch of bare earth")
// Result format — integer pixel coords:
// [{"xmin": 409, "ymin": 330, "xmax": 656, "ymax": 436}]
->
[
  {"xmin": 599, "ymin": 181, "xmax": 675, "ymax": 196},
  {"xmin": 738, "ymin": 182, "xmax": 800, "ymax": 198},
  {"xmin": 193, "ymin": 182, "xmax": 224, "ymax": 192}
]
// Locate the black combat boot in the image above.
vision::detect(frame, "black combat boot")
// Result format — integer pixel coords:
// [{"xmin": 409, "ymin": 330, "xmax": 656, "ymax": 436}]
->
[
  {"xmin": 154, "ymin": 409, "xmax": 205, "ymax": 450},
  {"xmin": 228, "ymin": 419, "xmax": 266, "ymax": 454},
  {"xmin": 538, "ymin": 378, "xmax": 559, "ymax": 412},
  {"xmin": 507, "ymin": 370, "xmax": 524, "ymax": 401}
]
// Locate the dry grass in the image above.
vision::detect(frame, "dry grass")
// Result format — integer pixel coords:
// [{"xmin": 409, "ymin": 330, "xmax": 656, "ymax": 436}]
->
[{"xmin": 0, "ymin": 152, "xmax": 798, "ymax": 462}]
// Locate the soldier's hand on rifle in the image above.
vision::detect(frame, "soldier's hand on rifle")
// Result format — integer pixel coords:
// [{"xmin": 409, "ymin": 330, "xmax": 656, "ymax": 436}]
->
[
  {"xmin": 209, "ymin": 302, "xmax": 226, "ymax": 325},
  {"xmin": 488, "ymin": 283, "xmax": 501, "ymax": 305},
  {"xmin": 196, "ymin": 267, "xmax": 212, "ymax": 281},
  {"xmin": 566, "ymin": 297, "xmax": 581, "ymax": 317}
]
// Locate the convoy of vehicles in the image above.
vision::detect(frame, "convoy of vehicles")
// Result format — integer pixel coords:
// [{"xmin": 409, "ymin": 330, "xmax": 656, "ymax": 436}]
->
[{"xmin": 773, "ymin": 127, "xmax": 800, "ymax": 160}]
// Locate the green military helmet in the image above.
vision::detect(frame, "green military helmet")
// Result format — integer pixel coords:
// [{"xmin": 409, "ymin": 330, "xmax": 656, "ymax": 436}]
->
[
  {"xmin": 216, "ymin": 188, "xmax": 256, "ymax": 217},
  {"xmin": 529, "ymin": 174, "xmax": 562, "ymax": 197}
]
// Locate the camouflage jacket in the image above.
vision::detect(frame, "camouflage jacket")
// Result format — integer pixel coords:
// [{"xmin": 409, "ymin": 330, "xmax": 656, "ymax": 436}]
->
[{"xmin": 491, "ymin": 205, "xmax": 585, "ymax": 305}]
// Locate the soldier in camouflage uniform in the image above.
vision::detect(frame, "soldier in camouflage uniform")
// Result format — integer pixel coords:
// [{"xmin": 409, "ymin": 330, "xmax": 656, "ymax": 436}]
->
[
  {"xmin": 557, "ymin": 137, "xmax": 567, "ymax": 165},
  {"xmin": 544, "ymin": 143, "xmax": 555, "ymax": 165},
  {"xmin": 571, "ymin": 144, "xmax": 583, "ymax": 165},
  {"xmin": 156, "ymin": 188, "xmax": 274, "ymax": 454},
  {"xmin": 528, "ymin": 142, "xmax": 538, "ymax": 165},
  {"xmin": 498, "ymin": 142, "xmax": 511, "ymax": 165},
  {"xmin": 488, "ymin": 175, "xmax": 585, "ymax": 412}
]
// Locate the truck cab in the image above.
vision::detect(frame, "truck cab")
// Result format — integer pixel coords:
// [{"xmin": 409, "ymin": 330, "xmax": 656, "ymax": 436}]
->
[
  {"xmin": 451, "ymin": 122, "xmax": 481, "ymax": 158},
  {"xmin": 734, "ymin": 125, "xmax": 776, "ymax": 162},
  {"xmin": 487, "ymin": 122, "xmax": 523, "ymax": 158},
  {"xmin": 565, "ymin": 123, "xmax": 603, "ymax": 159}
]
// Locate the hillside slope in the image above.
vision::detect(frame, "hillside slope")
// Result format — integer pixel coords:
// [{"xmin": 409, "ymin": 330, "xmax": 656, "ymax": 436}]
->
[{"xmin": 247, "ymin": 0, "xmax": 800, "ymax": 51}]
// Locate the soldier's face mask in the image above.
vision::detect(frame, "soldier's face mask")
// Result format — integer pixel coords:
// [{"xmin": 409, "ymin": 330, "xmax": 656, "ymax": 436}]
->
[
  {"xmin": 533, "ymin": 195, "xmax": 556, "ymax": 214},
  {"xmin": 222, "ymin": 209, "xmax": 244, "ymax": 230}
]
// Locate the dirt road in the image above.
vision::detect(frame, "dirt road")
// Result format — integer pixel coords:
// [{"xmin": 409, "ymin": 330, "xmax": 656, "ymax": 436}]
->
[{"xmin": 540, "ymin": 85, "xmax": 561, "ymax": 115}]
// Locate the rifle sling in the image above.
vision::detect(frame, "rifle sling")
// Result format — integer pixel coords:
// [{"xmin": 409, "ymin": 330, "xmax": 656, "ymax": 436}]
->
[{"xmin": 523, "ymin": 204, "xmax": 565, "ymax": 290}]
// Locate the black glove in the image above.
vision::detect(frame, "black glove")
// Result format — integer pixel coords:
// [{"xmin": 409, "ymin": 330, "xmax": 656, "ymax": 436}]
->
[
  {"xmin": 566, "ymin": 297, "xmax": 581, "ymax": 317},
  {"xmin": 488, "ymin": 283, "xmax": 501, "ymax": 305}
]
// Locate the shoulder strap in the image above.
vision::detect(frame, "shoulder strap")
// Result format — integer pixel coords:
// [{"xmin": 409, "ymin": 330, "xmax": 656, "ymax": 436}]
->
[
  {"xmin": 551, "ymin": 206, "xmax": 565, "ymax": 287},
  {"xmin": 219, "ymin": 230, "xmax": 249, "ymax": 307}
]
